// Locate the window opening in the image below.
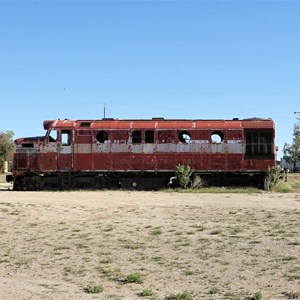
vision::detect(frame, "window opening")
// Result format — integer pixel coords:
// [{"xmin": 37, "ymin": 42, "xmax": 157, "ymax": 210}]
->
[
  {"xmin": 22, "ymin": 143, "xmax": 34, "ymax": 148},
  {"xmin": 145, "ymin": 130, "xmax": 154, "ymax": 143},
  {"xmin": 62, "ymin": 130, "xmax": 71, "ymax": 146},
  {"xmin": 80, "ymin": 122, "xmax": 91, "ymax": 127},
  {"xmin": 132, "ymin": 130, "xmax": 142, "ymax": 143},
  {"xmin": 96, "ymin": 131, "xmax": 109, "ymax": 143},
  {"xmin": 178, "ymin": 131, "xmax": 191, "ymax": 143},
  {"xmin": 211, "ymin": 131, "xmax": 224, "ymax": 143},
  {"xmin": 48, "ymin": 129, "xmax": 58, "ymax": 142},
  {"xmin": 246, "ymin": 130, "xmax": 273, "ymax": 158}
]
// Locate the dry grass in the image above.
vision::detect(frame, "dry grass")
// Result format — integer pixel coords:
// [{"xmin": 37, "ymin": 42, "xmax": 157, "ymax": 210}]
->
[{"xmin": 0, "ymin": 191, "xmax": 300, "ymax": 299}]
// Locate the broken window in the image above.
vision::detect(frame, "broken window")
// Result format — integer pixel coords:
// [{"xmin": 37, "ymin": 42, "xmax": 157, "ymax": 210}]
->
[
  {"xmin": 211, "ymin": 131, "xmax": 224, "ymax": 143},
  {"xmin": 48, "ymin": 129, "xmax": 58, "ymax": 142},
  {"xmin": 62, "ymin": 130, "xmax": 71, "ymax": 146},
  {"xmin": 145, "ymin": 130, "xmax": 154, "ymax": 143},
  {"xmin": 245, "ymin": 130, "xmax": 273, "ymax": 158},
  {"xmin": 22, "ymin": 143, "xmax": 34, "ymax": 148},
  {"xmin": 132, "ymin": 130, "xmax": 142, "ymax": 143},
  {"xmin": 96, "ymin": 131, "xmax": 109, "ymax": 143},
  {"xmin": 178, "ymin": 131, "xmax": 191, "ymax": 143}
]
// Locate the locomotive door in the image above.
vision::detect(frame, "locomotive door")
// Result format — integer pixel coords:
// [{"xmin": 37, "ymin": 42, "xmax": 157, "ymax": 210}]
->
[
  {"xmin": 58, "ymin": 130, "xmax": 73, "ymax": 170},
  {"xmin": 131, "ymin": 130, "xmax": 156, "ymax": 170}
]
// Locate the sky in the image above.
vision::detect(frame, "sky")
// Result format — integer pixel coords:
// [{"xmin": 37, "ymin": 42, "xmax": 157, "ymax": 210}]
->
[{"xmin": 0, "ymin": 0, "xmax": 299, "ymax": 159}]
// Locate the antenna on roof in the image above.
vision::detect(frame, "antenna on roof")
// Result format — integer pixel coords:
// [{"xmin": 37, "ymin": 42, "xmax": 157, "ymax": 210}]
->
[{"xmin": 103, "ymin": 103, "xmax": 106, "ymax": 118}]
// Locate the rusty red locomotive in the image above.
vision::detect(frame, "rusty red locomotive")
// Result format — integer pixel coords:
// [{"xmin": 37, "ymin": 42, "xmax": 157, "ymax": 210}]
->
[{"xmin": 8, "ymin": 117, "xmax": 276, "ymax": 190}]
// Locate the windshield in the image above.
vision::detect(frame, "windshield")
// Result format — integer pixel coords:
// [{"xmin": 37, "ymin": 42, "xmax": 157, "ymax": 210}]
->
[{"xmin": 47, "ymin": 129, "xmax": 58, "ymax": 142}]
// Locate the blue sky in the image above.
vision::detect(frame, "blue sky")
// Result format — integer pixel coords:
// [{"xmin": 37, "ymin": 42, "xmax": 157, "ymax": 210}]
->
[{"xmin": 0, "ymin": 0, "xmax": 299, "ymax": 159}]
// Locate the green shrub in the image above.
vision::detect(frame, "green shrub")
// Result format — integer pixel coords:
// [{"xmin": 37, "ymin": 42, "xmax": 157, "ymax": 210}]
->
[
  {"xmin": 150, "ymin": 227, "xmax": 162, "ymax": 235},
  {"xmin": 282, "ymin": 255, "xmax": 297, "ymax": 261},
  {"xmin": 165, "ymin": 289, "xmax": 191, "ymax": 300},
  {"xmin": 176, "ymin": 164, "xmax": 194, "ymax": 189},
  {"xmin": 265, "ymin": 166, "xmax": 280, "ymax": 190},
  {"xmin": 246, "ymin": 291, "xmax": 263, "ymax": 300},
  {"xmin": 84, "ymin": 284, "xmax": 104, "ymax": 294},
  {"xmin": 125, "ymin": 272, "xmax": 144, "ymax": 284},
  {"xmin": 209, "ymin": 287, "xmax": 219, "ymax": 294},
  {"xmin": 141, "ymin": 289, "xmax": 154, "ymax": 296},
  {"xmin": 273, "ymin": 182, "xmax": 293, "ymax": 192}
]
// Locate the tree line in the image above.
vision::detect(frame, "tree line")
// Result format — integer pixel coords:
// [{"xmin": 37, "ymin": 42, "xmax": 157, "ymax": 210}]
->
[
  {"xmin": 283, "ymin": 120, "xmax": 300, "ymax": 171},
  {"xmin": 0, "ymin": 131, "xmax": 14, "ymax": 173}
]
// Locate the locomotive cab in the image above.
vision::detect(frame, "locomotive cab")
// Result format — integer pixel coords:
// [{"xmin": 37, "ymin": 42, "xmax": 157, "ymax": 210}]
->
[
  {"xmin": 11, "ymin": 120, "xmax": 75, "ymax": 190},
  {"xmin": 44, "ymin": 128, "xmax": 73, "ymax": 170}
]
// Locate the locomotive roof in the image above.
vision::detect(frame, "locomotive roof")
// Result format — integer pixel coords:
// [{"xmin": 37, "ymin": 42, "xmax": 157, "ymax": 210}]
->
[{"xmin": 43, "ymin": 118, "xmax": 275, "ymax": 130}]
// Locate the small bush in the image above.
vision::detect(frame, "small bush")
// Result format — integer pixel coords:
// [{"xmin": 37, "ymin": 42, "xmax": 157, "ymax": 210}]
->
[
  {"xmin": 125, "ymin": 272, "xmax": 144, "ymax": 284},
  {"xmin": 176, "ymin": 164, "xmax": 194, "ymax": 189},
  {"xmin": 150, "ymin": 227, "xmax": 162, "ymax": 236},
  {"xmin": 265, "ymin": 166, "xmax": 280, "ymax": 190},
  {"xmin": 209, "ymin": 287, "xmax": 219, "ymax": 294},
  {"xmin": 246, "ymin": 291, "xmax": 263, "ymax": 300},
  {"xmin": 165, "ymin": 289, "xmax": 191, "ymax": 300},
  {"xmin": 141, "ymin": 289, "xmax": 154, "ymax": 296},
  {"xmin": 283, "ymin": 255, "xmax": 297, "ymax": 261},
  {"xmin": 84, "ymin": 284, "xmax": 104, "ymax": 294},
  {"xmin": 190, "ymin": 174, "xmax": 202, "ymax": 188},
  {"xmin": 273, "ymin": 182, "xmax": 293, "ymax": 193}
]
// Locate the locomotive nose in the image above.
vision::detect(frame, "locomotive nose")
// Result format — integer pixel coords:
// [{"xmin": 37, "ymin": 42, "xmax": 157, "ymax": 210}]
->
[{"xmin": 15, "ymin": 136, "xmax": 45, "ymax": 147}]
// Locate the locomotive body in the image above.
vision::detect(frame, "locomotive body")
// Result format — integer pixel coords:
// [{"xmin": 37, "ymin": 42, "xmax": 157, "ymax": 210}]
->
[{"xmin": 9, "ymin": 118, "xmax": 276, "ymax": 190}]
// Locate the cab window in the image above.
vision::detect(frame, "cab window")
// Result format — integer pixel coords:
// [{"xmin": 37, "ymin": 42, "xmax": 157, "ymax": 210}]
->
[
  {"xmin": 62, "ymin": 130, "xmax": 71, "ymax": 146},
  {"xmin": 48, "ymin": 130, "xmax": 58, "ymax": 142}
]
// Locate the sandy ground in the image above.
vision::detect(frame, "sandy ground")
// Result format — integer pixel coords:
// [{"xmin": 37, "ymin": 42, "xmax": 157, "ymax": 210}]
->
[{"xmin": 0, "ymin": 183, "xmax": 300, "ymax": 299}]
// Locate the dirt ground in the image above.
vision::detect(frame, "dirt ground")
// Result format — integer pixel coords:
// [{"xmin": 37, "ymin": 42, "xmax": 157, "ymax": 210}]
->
[{"xmin": 0, "ymin": 182, "xmax": 300, "ymax": 299}]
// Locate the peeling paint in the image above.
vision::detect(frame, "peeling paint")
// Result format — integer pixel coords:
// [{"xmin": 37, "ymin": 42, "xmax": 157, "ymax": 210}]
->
[{"xmin": 11, "ymin": 118, "xmax": 276, "ymax": 190}]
